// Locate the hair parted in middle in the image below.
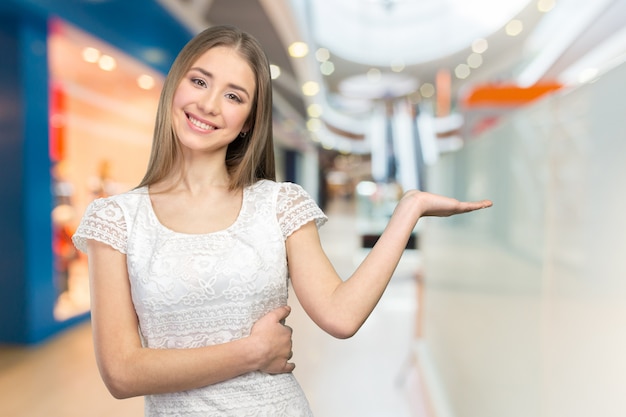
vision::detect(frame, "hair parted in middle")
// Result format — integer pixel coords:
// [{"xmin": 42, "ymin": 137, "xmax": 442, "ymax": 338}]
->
[{"xmin": 137, "ymin": 25, "xmax": 276, "ymax": 191}]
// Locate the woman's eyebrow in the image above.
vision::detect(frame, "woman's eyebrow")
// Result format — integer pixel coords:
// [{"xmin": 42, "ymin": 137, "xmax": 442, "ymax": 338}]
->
[{"xmin": 190, "ymin": 67, "xmax": 251, "ymax": 99}]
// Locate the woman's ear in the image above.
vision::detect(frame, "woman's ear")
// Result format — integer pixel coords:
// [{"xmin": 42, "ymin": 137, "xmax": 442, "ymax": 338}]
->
[{"xmin": 241, "ymin": 122, "xmax": 252, "ymax": 137}]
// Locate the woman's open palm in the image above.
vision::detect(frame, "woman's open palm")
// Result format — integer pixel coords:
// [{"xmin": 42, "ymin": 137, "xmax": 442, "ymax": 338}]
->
[{"xmin": 400, "ymin": 190, "xmax": 493, "ymax": 218}]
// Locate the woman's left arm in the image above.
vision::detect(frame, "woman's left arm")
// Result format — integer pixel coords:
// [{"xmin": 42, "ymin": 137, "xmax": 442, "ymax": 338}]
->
[{"xmin": 287, "ymin": 190, "xmax": 492, "ymax": 339}]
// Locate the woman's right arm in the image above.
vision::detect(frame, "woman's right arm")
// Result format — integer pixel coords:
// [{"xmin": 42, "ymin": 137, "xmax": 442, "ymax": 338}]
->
[{"xmin": 87, "ymin": 239, "xmax": 294, "ymax": 399}]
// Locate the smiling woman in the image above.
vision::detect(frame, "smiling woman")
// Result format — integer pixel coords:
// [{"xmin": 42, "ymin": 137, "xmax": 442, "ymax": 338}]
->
[{"xmin": 70, "ymin": 24, "xmax": 491, "ymax": 417}]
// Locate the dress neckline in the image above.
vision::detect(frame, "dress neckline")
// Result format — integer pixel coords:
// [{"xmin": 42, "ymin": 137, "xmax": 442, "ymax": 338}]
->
[{"xmin": 139, "ymin": 184, "xmax": 252, "ymax": 237}]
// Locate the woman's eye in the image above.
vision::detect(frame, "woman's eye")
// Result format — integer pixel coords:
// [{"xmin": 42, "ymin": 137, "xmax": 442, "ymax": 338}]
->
[
  {"xmin": 191, "ymin": 78, "xmax": 207, "ymax": 88},
  {"xmin": 225, "ymin": 93, "xmax": 242, "ymax": 103}
]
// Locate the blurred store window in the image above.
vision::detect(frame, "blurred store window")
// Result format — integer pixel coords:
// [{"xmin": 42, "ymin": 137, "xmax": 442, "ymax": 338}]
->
[{"xmin": 48, "ymin": 19, "xmax": 164, "ymax": 320}]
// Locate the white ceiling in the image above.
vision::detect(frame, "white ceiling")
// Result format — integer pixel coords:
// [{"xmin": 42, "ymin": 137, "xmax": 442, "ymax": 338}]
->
[{"xmin": 307, "ymin": 0, "xmax": 532, "ymax": 66}]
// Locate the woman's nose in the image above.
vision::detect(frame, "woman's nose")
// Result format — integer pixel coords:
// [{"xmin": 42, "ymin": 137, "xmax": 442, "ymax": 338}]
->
[{"xmin": 198, "ymin": 91, "xmax": 221, "ymax": 115}]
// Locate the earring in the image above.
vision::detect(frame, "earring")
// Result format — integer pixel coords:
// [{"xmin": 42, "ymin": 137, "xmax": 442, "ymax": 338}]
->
[{"xmin": 239, "ymin": 131, "xmax": 248, "ymax": 138}]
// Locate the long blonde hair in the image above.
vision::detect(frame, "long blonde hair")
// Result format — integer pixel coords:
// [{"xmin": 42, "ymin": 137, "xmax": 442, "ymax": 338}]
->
[{"xmin": 137, "ymin": 25, "xmax": 276, "ymax": 190}]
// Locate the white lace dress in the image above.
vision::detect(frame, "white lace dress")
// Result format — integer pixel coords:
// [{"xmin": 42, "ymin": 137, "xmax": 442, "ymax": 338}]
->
[{"xmin": 72, "ymin": 180, "xmax": 327, "ymax": 417}]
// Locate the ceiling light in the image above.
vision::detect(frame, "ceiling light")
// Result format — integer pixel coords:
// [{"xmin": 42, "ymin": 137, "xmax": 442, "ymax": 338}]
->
[
  {"xmin": 537, "ymin": 0, "xmax": 555, "ymax": 13},
  {"xmin": 307, "ymin": 103, "xmax": 323, "ymax": 118},
  {"xmin": 467, "ymin": 53, "xmax": 483, "ymax": 69},
  {"xmin": 472, "ymin": 38, "xmax": 488, "ymax": 54},
  {"xmin": 288, "ymin": 42, "xmax": 309, "ymax": 58},
  {"xmin": 82, "ymin": 47, "xmax": 100, "ymax": 63},
  {"xmin": 302, "ymin": 81, "xmax": 320, "ymax": 96},
  {"xmin": 454, "ymin": 64, "xmax": 471, "ymax": 79},
  {"xmin": 137, "ymin": 74, "xmax": 155, "ymax": 90},
  {"xmin": 390, "ymin": 59, "xmax": 405, "ymax": 72},
  {"xmin": 320, "ymin": 61, "xmax": 335, "ymax": 76},
  {"xmin": 367, "ymin": 68, "xmax": 382, "ymax": 82},
  {"xmin": 505, "ymin": 19, "xmax": 524, "ymax": 36},
  {"xmin": 419, "ymin": 83, "xmax": 435, "ymax": 98},
  {"xmin": 98, "ymin": 54, "xmax": 116, "ymax": 71},
  {"xmin": 306, "ymin": 118, "xmax": 322, "ymax": 132},
  {"xmin": 270, "ymin": 64, "xmax": 281, "ymax": 79},
  {"xmin": 315, "ymin": 48, "xmax": 330, "ymax": 62}
]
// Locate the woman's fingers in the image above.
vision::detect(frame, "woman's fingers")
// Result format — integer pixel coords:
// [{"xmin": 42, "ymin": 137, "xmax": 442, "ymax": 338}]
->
[
  {"xmin": 250, "ymin": 306, "xmax": 296, "ymax": 374},
  {"xmin": 403, "ymin": 191, "xmax": 492, "ymax": 217}
]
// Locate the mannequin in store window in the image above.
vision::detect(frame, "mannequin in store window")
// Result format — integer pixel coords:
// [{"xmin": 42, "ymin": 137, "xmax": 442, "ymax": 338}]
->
[{"xmin": 72, "ymin": 25, "xmax": 491, "ymax": 416}]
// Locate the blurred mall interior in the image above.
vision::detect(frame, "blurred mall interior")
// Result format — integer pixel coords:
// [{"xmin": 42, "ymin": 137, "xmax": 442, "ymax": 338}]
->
[{"xmin": 1, "ymin": 0, "xmax": 626, "ymax": 416}]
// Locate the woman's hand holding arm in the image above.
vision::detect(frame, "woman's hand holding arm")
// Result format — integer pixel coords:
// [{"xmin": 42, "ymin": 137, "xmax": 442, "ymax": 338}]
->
[
  {"xmin": 87, "ymin": 240, "xmax": 294, "ymax": 399},
  {"xmin": 288, "ymin": 190, "xmax": 491, "ymax": 339}
]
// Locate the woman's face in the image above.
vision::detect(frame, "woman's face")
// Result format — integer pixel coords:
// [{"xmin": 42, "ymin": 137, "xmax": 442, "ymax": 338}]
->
[{"xmin": 172, "ymin": 46, "xmax": 256, "ymax": 155}]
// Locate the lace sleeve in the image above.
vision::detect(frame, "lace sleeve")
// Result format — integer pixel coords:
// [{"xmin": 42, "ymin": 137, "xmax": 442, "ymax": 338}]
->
[
  {"xmin": 72, "ymin": 197, "xmax": 128, "ymax": 254},
  {"xmin": 276, "ymin": 182, "xmax": 327, "ymax": 239}
]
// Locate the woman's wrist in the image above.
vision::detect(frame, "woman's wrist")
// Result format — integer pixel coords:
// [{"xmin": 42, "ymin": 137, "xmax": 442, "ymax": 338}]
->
[{"xmin": 235, "ymin": 335, "xmax": 264, "ymax": 373}]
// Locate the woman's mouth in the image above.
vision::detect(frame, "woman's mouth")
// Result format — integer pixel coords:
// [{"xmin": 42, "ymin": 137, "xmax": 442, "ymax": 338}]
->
[{"xmin": 187, "ymin": 114, "xmax": 216, "ymax": 131}]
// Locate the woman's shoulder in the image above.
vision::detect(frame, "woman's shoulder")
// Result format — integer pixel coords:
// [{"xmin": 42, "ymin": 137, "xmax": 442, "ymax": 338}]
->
[
  {"xmin": 73, "ymin": 187, "xmax": 147, "ymax": 254},
  {"xmin": 250, "ymin": 179, "xmax": 305, "ymax": 193},
  {"xmin": 107, "ymin": 186, "xmax": 147, "ymax": 201},
  {"xmin": 251, "ymin": 180, "xmax": 327, "ymax": 236},
  {"xmin": 248, "ymin": 180, "xmax": 313, "ymax": 204},
  {"xmin": 86, "ymin": 186, "xmax": 148, "ymax": 213}
]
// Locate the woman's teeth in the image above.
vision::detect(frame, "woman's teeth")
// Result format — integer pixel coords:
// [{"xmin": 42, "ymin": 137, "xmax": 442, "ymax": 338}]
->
[{"xmin": 189, "ymin": 116, "xmax": 215, "ymax": 131}]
